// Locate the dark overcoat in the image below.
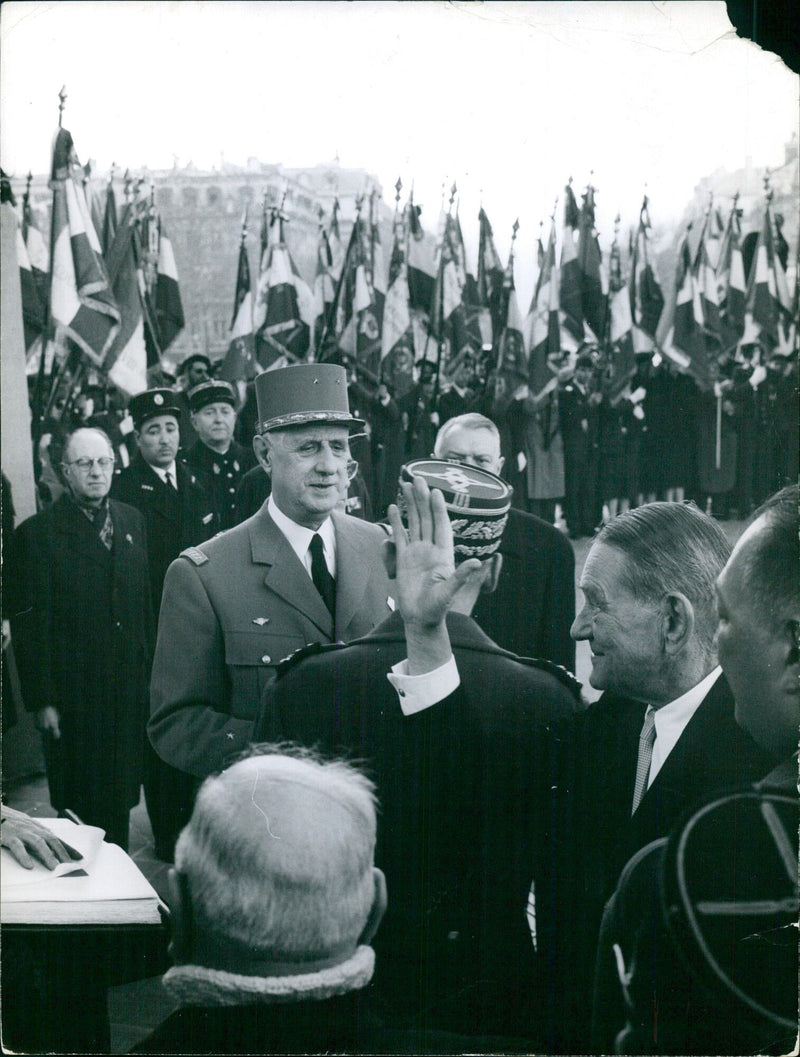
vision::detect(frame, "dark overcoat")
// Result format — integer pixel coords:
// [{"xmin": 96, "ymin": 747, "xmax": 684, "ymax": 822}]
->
[
  {"xmin": 112, "ymin": 454, "xmax": 217, "ymax": 606},
  {"xmin": 472, "ymin": 507, "xmax": 576, "ymax": 669},
  {"xmin": 7, "ymin": 495, "xmax": 153, "ymax": 817},
  {"xmin": 254, "ymin": 612, "xmax": 581, "ymax": 1045}
]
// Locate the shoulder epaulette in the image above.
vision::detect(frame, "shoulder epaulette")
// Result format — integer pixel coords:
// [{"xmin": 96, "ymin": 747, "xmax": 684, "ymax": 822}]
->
[
  {"xmin": 517, "ymin": 656, "xmax": 582, "ymax": 699},
  {"xmin": 276, "ymin": 641, "xmax": 347, "ymax": 679},
  {"xmin": 179, "ymin": 546, "xmax": 209, "ymax": 566}
]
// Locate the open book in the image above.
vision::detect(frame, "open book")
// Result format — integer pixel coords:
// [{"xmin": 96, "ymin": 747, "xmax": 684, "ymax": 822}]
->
[{"xmin": 1, "ymin": 818, "xmax": 164, "ymax": 926}]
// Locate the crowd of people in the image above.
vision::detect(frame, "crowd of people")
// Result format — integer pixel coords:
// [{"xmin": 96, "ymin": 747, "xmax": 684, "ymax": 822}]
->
[{"xmin": 2, "ymin": 355, "xmax": 797, "ymax": 1054}]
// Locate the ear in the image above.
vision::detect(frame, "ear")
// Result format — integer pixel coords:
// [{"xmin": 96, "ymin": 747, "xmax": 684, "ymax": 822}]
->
[
  {"xmin": 661, "ymin": 592, "xmax": 694, "ymax": 654},
  {"xmin": 166, "ymin": 868, "xmax": 193, "ymax": 965},
  {"xmin": 780, "ymin": 619, "xmax": 800, "ymax": 681},
  {"xmin": 252, "ymin": 434, "xmax": 271, "ymax": 474},
  {"xmin": 358, "ymin": 867, "xmax": 387, "ymax": 946},
  {"xmin": 479, "ymin": 552, "xmax": 503, "ymax": 595},
  {"xmin": 496, "ymin": 454, "xmax": 505, "ymax": 474}
]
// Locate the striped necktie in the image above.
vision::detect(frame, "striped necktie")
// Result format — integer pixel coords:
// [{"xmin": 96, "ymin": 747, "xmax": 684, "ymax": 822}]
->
[{"xmin": 631, "ymin": 706, "xmax": 656, "ymax": 815}]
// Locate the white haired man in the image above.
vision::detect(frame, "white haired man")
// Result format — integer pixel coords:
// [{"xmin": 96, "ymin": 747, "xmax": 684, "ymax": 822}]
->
[{"xmin": 592, "ymin": 486, "xmax": 799, "ymax": 1054}]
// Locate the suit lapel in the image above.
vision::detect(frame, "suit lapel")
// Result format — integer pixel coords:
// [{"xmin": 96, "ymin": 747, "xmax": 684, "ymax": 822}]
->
[
  {"xmin": 249, "ymin": 510, "xmax": 333, "ymax": 637},
  {"xmin": 141, "ymin": 461, "xmax": 179, "ymax": 522},
  {"xmin": 332, "ymin": 512, "xmax": 382, "ymax": 638}
]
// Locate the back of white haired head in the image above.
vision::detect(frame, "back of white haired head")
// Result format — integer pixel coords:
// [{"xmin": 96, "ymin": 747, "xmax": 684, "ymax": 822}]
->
[{"xmin": 175, "ymin": 746, "xmax": 378, "ymax": 962}]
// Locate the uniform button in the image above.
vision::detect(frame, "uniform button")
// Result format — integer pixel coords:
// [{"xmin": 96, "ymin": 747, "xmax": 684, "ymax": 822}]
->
[
  {"xmin": 261, "ymin": 655, "xmax": 271, "ymax": 664},
  {"xmin": 116, "ymin": 621, "xmax": 121, "ymax": 628}
]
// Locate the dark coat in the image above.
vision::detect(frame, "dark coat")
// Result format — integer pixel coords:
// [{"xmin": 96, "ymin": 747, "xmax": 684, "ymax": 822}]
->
[
  {"xmin": 565, "ymin": 673, "xmax": 775, "ymax": 1048},
  {"xmin": 254, "ymin": 611, "xmax": 581, "ymax": 1045},
  {"xmin": 471, "ymin": 507, "xmax": 576, "ymax": 669},
  {"xmin": 183, "ymin": 438, "xmax": 257, "ymax": 531},
  {"xmin": 132, "ymin": 993, "xmax": 530, "ymax": 1054},
  {"xmin": 7, "ymin": 495, "xmax": 153, "ymax": 817},
  {"xmin": 149, "ymin": 507, "xmax": 394, "ymax": 778},
  {"xmin": 112, "ymin": 455, "xmax": 217, "ymax": 606}
]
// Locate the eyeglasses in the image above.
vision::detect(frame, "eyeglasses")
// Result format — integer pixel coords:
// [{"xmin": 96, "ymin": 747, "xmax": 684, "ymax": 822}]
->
[{"xmin": 64, "ymin": 457, "xmax": 115, "ymax": 472}]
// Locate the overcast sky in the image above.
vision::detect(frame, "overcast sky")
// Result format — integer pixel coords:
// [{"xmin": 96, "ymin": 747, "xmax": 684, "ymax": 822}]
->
[{"xmin": 1, "ymin": 1, "xmax": 797, "ymax": 302}]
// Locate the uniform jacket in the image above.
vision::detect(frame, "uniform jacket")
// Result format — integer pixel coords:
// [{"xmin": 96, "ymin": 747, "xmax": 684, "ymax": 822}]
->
[
  {"xmin": 254, "ymin": 611, "xmax": 581, "ymax": 1045},
  {"xmin": 148, "ymin": 507, "xmax": 393, "ymax": 778},
  {"xmin": 183, "ymin": 438, "xmax": 257, "ymax": 531},
  {"xmin": 7, "ymin": 495, "xmax": 153, "ymax": 813},
  {"xmin": 112, "ymin": 454, "xmax": 217, "ymax": 606},
  {"xmin": 471, "ymin": 507, "xmax": 576, "ymax": 669}
]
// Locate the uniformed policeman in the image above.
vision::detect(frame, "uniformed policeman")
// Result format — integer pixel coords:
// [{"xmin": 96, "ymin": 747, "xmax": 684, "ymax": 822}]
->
[
  {"xmin": 112, "ymin": 389, "xmax": 218, "ymax": 860},
  {"xmin": 148, "ymin": 364, "xmax": 394, "ymax": 779},
  {"xmin": 182, "ymin": 380, "xmax": 257, "ymax": 531}
]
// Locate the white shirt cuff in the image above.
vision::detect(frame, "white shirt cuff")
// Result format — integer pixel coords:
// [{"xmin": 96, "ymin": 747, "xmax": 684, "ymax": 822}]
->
[{"xmin": 387, "ymin": 655, "xmax": 460, "ymax": 716}]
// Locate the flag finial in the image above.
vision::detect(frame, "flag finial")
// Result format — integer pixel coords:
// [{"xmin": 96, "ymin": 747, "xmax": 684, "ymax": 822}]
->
[
  {"xmin": 58, "ymin": 86, "xmax": 67, "ymax": 127},
  {"xmin": 511, "ymin": 218, "xmax": 520, "ymax": 243},
  {"xmin": 395, "ymin": 177, "xmax": 402, "ymax": 202}
]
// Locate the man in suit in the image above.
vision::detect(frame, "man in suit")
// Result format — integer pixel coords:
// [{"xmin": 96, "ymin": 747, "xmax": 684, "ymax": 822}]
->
[
  {"xmin": 567, "ymin": 501, "xmax": 774, "ymax": 1044},
  {"xmin": 591, "ymin": 486, "xmax": 799, "ymax": 1054},
  {"xmin": 182, "ymin": 379, "xmax": 256, "ymax": 531},
  {"xmin": 7, "ymin": 428, "xmax": 153, "ymax": 850},
  {"xmin": 254, "ymin": 470, "xmax": 581, "ymax": 1047},
  {"xmin": 433, "ymin": 412, "xmax": 575, "ymax": 668},
  {"xmin": 149, "ymin": 364, "xmax": 394, "ymax": 780},
  {"xmin": 112, "ymin": 389, "xmax": 217, "ymax": 860}
]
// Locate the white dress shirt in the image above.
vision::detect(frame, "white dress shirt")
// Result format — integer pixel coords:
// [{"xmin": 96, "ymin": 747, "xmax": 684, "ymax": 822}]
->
[
  {"xmin": 268, "ymin": 494, "xmax": 336, "ymax": 578},
  {"xmin": 647, "ymin": 666, "xmax": 722, "ymax": 786},
  {"xmin": 151, "ymin": 462, "xmax": 178, "ymax": 488}
]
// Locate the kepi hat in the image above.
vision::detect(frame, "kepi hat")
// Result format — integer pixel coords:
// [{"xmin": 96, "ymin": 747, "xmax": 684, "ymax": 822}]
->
[
  {"xmin": 255, "ymin": 364, "xmax": 364, "ymax": 433},
  {"xmin": 188, "ymin": 380, "xmax": 237, "ymax": 413},
  {"xmin": 399, "ymin": 459, "xmax": 513, "ymax": 560},
  {"xmin": 128, "ymin": 388, "xmax": 182, "ymax": 430}
]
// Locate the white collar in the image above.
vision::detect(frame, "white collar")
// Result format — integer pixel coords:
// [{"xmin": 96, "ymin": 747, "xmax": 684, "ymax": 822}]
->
[
  {"xmin": 268, "ymin": 494, "xmax": 336, "ymax": 576},
  {"xmin": 150, "ymin": 462, "xmax": 177, "ymax": 484},
  {"xmin": 649, "ymin": 666, "xmax": 722, "ymax": 785}
]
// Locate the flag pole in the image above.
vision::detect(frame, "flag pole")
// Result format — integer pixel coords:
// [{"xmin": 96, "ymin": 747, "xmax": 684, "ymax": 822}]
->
[{"xmin": 33, "ymin": 87, "xmax": 70, "ymax": 443}]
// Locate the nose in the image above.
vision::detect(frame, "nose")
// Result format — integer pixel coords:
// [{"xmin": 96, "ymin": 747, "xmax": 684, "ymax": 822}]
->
[
  {"xmin": 315, "ymin": 443, "xmax": 340, "ymax": 474},
  {"xmin": 570, "ymin": 604, "xmax": 591, "ymax": 641}
]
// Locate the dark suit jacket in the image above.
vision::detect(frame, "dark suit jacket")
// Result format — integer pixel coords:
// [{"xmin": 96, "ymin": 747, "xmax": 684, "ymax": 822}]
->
[
  {"xmin": 112, "ymin": 455, "xmax": 217, "ymax": 606},
  {"xmin": 566, "ymin": 673, "xmax": 775, "ymax": 1048},
  {"xmin": 149, "ymin": 507, "xmax": 393, "ymax": 778},
  {"xmin": 472, "ymin": 507, "xmax": 576, "ymax": 669},
  {"xmin": 7, "ymin": 495, "xmax": 153, "ymax": 814},
  {"xmin": 255, "ymin": 612, "xmax": 581, "ymax": 1045}
]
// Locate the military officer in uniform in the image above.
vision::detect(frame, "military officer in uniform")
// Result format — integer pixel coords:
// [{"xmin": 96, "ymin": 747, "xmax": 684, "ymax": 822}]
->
[
  {"xmin": 112, "ymin": 389, "xmax": 217, "ymax": 860},
  {"xmin": 149, "ymin": 363, "xmax": 394, "ymax": 779},
  {"xmin": 182, "ymin": 380, "xmax": 256, "ymax": 531}
]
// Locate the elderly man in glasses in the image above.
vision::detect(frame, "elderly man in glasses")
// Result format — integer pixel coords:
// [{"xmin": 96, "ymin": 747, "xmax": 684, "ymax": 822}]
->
[
  {"xmin": 149, "ymin": 365, "xmax": 393, "ymax": 781},
  {"xmin": 7, "ymin": 427, "xmax": 154, "ymax": 850}
]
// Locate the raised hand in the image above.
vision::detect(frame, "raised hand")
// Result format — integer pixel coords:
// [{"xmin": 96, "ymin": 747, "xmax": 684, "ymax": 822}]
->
[{"xmin": 386, "ymin": 476, "xmax": 483, "ymax": 630}]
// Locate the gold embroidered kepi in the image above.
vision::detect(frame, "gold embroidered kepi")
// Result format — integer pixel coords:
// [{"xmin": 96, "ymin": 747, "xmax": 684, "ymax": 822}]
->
[
  {"xmin": 399, "ymin": 459, "xmax": 513, "ymax": 560},
  {"xmin": 254, "ymin": 364, "xmax": 364, "ymax": 433}
]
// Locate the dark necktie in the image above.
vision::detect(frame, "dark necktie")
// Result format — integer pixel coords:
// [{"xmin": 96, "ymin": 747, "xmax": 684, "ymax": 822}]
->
[
  {"xmin": 164, "ymin": 469, "xmax": 176, "ymax": 490},
  {"xmin": 308, "ymin": 533, "xmax": 335, "ymax": 617}
]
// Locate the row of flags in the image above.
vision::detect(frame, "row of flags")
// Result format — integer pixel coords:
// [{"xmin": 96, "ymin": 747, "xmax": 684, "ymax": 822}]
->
[
  {"xmin": 16, "ymin": 120, "xmax": 185, "ymax": 416},
  {"xmin": 14, "ymin": 122, "xmax": 796, "ymax": 421}
]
